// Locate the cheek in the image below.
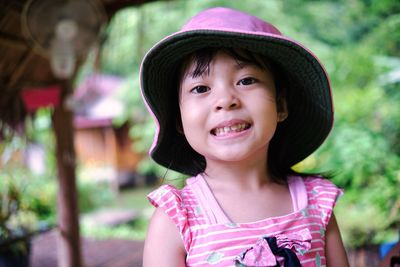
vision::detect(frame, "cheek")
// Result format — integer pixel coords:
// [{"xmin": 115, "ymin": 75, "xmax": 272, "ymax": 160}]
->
[
  {"xmin": 179, "ymin": 113, "xmax": 206, "ymax": 155},
  {"xmin": 179, "ymin": 103, "xmax": 209, "ymax": 147},
  {"xmin": 179, "ymin": 102, "xmax": 203, "ymax": 134},
  {"xmin": 250, "ymin": 93, "xmax": 278, "ymax": 115}
]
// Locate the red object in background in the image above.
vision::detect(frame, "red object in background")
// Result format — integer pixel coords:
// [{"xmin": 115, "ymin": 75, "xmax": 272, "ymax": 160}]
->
[{"xmin": 21, "ymin": 86, "xmax": 61, "ymax": 112}]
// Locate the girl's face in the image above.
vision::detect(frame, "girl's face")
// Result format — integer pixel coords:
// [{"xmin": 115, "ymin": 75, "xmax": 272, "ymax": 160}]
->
[{"xmin": 179, "ymin": 51, "xmax": 286, "ymax": 166}]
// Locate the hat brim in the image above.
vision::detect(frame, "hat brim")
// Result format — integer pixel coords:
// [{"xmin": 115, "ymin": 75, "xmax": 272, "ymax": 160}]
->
[{"xmin": 140, "ymin": 30, "xmax": 333, "ymax": 176}]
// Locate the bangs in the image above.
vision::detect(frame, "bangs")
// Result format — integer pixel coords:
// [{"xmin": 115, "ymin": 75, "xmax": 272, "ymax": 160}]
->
[{"xmin": 179, "ymin": 48, "xmax": 273, "ymax": 81}]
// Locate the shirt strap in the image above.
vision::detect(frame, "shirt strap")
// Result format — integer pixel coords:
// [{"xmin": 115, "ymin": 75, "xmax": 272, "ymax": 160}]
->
[
  {"xmin": 288, "ymin": 176, "xmax": 308, "ymax": 212},
  {"xmin": 186, "ymin": 174, "xmax": 231, "ymax": 224}
]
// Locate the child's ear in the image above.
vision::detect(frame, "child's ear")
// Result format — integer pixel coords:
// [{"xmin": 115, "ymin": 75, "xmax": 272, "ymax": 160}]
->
[{"xmin": 277, "ymin": 97, "xmax": 288, "ymax": 122}]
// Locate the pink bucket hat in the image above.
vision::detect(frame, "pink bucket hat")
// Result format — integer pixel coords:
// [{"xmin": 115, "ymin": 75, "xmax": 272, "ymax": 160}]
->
[{"xmin": 140, "ymin": 7, "xmax": 333, "ymax": 176}]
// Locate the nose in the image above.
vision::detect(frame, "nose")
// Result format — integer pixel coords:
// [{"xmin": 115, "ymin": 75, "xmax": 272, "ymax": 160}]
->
[{"xmin": 214, "ymin": 90, "xmax": 241, "ymax": 111}]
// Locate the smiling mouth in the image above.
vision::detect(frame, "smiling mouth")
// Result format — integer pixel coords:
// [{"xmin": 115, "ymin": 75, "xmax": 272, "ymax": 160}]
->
[{"xmin": 211, "ymin": 123, "xmax": 251, "ymax": 136}]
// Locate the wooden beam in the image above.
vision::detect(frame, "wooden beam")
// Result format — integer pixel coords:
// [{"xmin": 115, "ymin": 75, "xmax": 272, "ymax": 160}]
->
[
  {"xmin": 52, "ymin": 81, "xmax": 83, "ymax": 267},
  {"xmin": 104, "ymin": 126, "xmax": 119, "ymax": 193},
  {"xmin": 0, "ymin": 31, "xmax": 29, "ymax": 50},
  {"xmin": 8, "ymin": 49, "xmax": 36, "ymax": 88}
]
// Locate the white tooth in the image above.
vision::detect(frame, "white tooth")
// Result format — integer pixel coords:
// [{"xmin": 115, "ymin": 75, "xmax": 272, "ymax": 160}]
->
[{"xmin": 214, "ymin": 123, "xmax": 249, "ymax": 136}]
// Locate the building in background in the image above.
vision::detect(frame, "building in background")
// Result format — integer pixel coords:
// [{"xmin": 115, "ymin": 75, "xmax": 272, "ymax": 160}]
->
[{"xmin": 73, "ymin": 73, "xmax": 145, "ymax": 190}]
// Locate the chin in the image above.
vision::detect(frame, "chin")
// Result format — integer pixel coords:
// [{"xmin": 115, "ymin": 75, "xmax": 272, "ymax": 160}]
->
[{"xmin": 205, "ymin": 151, "xmax": 254, "ymax": 163}]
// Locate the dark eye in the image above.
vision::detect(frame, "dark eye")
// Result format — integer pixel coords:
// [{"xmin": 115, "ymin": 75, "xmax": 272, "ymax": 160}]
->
[
  {"xmin": 238, "ymin": 77, "xmax": 257, "ymax": 86},
  {"xmin": 190, "ymin": 85, "xmax": 210, "ymax": 94}
]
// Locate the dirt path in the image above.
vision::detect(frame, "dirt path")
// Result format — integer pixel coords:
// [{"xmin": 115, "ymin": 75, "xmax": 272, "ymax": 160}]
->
[{"xmin": 30, "ymin": 230, "xmax": 144, "ymax": 267}]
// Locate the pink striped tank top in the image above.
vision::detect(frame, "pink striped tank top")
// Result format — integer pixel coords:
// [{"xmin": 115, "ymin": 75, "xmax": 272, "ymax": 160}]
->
[{"xmin": 147, "ymin": 175, "xmax": 343, "ymax": 266}]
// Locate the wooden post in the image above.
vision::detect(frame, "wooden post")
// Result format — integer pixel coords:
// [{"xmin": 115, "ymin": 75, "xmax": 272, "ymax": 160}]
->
[{"xmin": 52, "ymin": 80, "xmax": 83, "ymax": 267}]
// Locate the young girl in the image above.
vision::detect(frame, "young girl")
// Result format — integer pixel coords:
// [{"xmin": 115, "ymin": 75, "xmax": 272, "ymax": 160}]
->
[{"xmin": 141, "ymin": 7, "xmax": 349, "ymax": 267}]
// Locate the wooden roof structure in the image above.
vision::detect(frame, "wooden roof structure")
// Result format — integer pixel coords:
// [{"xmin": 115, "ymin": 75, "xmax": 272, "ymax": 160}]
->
[
  {"xmin": 0, "ymin": 0, "xmax": 157, "ymax": 135},
  {"xmin": 0, "ymin": 1, "xmax": 161, "ymax": 266}
]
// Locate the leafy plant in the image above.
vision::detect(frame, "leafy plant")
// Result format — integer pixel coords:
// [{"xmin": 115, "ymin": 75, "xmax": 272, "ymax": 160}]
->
[
  {"xmin": 0, "ymin": 131, "xmax": 55, "ymax": 256},
  {"xmin": 0, "ymin": 171, "xmax": 40, "ymax": 254}
]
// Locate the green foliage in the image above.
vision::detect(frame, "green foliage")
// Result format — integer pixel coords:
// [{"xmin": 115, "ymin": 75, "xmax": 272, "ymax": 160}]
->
[
  {"xmin": 101, "ymin": 0, "xmax": 400, "ymax": 247},
  {"xmin": 295, "ymin": 0, "xmax": 400, "ymax": 247},
  {"xmin": 81, "ymin": 216, "xmax": 149, "ymax": 241},
  {"xmin": 0, "ymin": 132, "xmax": 56, "ymax": 232},
  {"xmin": 0, "ymin": 165, "xmax": 47, "ymax": 252},
  {"xmin": 77, "ymin": 181, "xmax": 114, "ymax": 214},
  {"xmin": 80, "ymin": 187, "xmax": 153, "ymax": 240},
  {"xmin": 1, "ymin": 111, "xmax": 117, "ymax": 241}
]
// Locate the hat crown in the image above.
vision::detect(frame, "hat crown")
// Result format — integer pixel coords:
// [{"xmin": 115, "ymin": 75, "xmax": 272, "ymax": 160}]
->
[{"xmin": 182, "ymin": 7, "xmax": 282, "ymax": 36}]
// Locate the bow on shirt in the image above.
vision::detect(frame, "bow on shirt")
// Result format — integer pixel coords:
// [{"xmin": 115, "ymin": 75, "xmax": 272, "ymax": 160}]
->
[{"xmin": 235, "ymin": 229, "xmax": 312, "ymax": 267}]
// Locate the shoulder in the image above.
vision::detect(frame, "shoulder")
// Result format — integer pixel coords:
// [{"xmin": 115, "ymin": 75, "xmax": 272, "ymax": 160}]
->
[
  {"xmin": 147, "ymin": 183, "xmax": 197, "ymax": 251},
  {"xmin": 301, "ymin": 176, "xmax": 344, "ymax": 227},
  {"xmin": 147, "ymin": 183, "xmax": 194, "ymax": 227},
  {"xmin": 303, "ymin": 175, "xmax": 337, "ymax": 187},
  {"xmin": 147, "ymin": 183, "xmax": 195, "ymax": 209},
  {"xmin": 143, "ymin": 206, "xmax": 186, "ymax": 266},
  {"xmin": 303, "ymin": 176, "xmax": 343, "ymax": 197}
]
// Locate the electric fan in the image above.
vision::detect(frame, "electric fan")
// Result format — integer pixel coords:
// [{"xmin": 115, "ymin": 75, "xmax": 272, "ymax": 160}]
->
[{"xmin": 22, "ymin": 0, "xmax": 106, "ymax": 79}]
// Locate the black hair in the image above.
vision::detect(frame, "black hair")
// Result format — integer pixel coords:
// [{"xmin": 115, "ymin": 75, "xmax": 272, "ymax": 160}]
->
[{"xmin": 174, "ymin": 47, "xmax": 329, "ymax": 183}]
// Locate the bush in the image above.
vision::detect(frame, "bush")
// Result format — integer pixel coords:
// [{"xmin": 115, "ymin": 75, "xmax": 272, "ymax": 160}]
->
[{"xmin": 78, "ymin": 180, "xmax": 114, "ymax": 214}]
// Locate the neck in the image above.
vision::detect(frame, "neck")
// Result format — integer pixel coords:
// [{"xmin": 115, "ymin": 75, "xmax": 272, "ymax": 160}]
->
[{"xmin": 203, "ymin": 148, "xmax": 272, "ymax": 191}]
